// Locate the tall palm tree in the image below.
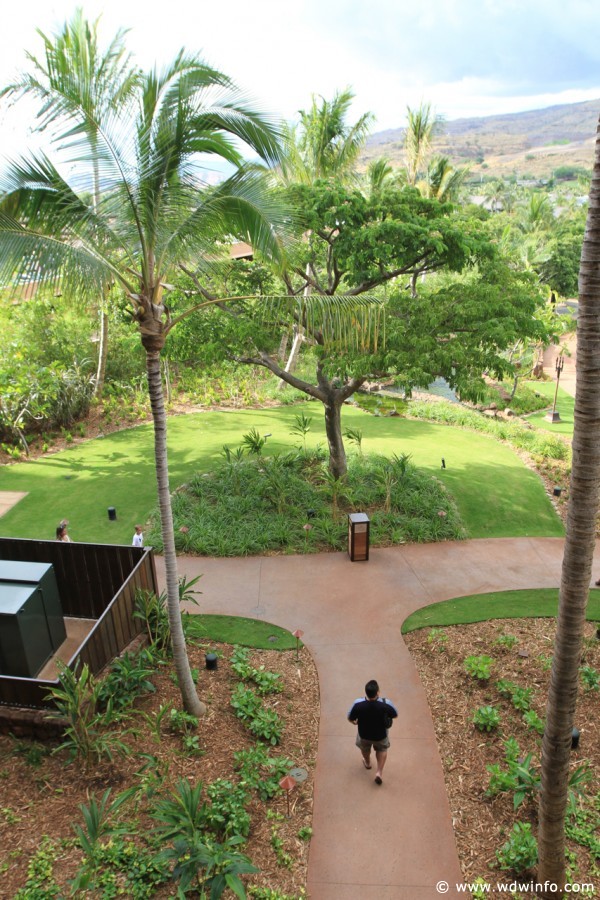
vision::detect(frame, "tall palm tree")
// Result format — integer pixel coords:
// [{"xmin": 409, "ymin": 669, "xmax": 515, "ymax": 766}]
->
[
  {"xmin": 281, "ymin": 87, "xmax": 374, "ymax": 185},
  {"xmin": 537, "ymin": 115, "xmax": 600, "ymax": 893},
  {"xmin": 1, "ymin": 8, "xmax": 140, "ymax": 399},
  {"xmin": 278, "ymin": 88, "xmax": 374, "ymax": 379},
  {"xmin": 0, "ymin": 51, "xmax": 287, "ymax": 715},
  {"xmin": 404, "ymin": 102, "xmax": 443, "ymax": 187}
]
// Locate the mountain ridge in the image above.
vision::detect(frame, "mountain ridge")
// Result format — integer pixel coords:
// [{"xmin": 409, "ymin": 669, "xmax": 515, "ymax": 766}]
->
[{"xmin": 362, "ymin": 98, "xmax": 600, "ymax": 179}]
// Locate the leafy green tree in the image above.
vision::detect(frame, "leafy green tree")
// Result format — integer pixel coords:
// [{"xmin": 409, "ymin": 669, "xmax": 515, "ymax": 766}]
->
[
  {"xmin": 1, "ymin": 8, "xmax": 140, "ymax": 399},
  {"xmin": 0, "ymin": 48, "xmax": 287, "ymax": 714},
  {"xmin": 537, "ymin": 115, "xmax": 600, "ymax": 896},
  {"xmin": 199, "ymin": 181, "xmax": 549, "ymax": 478}
]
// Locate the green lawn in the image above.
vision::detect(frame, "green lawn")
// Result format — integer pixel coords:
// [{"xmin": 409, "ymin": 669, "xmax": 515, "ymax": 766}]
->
[
  {"xmin": 402, "ymin": 589, "xmax": 600, "ymax": 632},
  {"xmin": 188, "ymin": 615, "xmax": 299, "ymax": 650},
  {"xmin": 524, "ymin": 382, "xmax": 575, "ymax": 436},
  {"xmin": 0, "ymin": 404, "xmax": 563, "ymax": 545}
]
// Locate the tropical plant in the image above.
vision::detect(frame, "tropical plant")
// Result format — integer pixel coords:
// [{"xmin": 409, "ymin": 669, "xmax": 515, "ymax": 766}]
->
[
  {"xmin": 290, "ymin": 412, "xmax": 312, "ymax": 452},
  {"xmin": 0, "ymin": 37, "xmax": 287, "ymax": 714},
  {"xmin": 404, "ymin": 102, "xmax": 443, "ymax": 186},
  {"xmin": 281, "ymin": 87, "xmax": 374, "ymax": 185},
  {"xmin": 1, "ymin": 9, "xmax": 140, "ymax": 399},
  {"xmin": 496, "ymin": 822, "xmax": 538, "ymax": 874},
  {"xmin": 464, "ymin": 655, "xmax": 494, "ymax": 681},
  {"xmin": 71, "ymin": 788, "xmax": 137, "ymax": 893},
  {"xmin": 472, "ymin": 706, "xmax": 501, "ymax": 732},
  {"xmin": 46, "ymin": 662, "xmax": 131, "ymax": 767}
]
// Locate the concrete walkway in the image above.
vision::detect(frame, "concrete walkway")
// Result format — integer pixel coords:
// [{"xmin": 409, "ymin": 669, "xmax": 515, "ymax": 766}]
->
[{"xmin": 155, "ymin": 536, "xmax": 579, "ymax": 899}]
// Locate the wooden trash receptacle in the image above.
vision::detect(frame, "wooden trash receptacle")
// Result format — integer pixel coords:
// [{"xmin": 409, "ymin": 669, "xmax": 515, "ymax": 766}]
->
[{"xmin": 348, "ymin": 513, "xmax": 370, "ymax": 561}]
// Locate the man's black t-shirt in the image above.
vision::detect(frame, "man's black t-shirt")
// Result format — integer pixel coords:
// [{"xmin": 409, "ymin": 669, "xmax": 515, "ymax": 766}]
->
[{"xmin": 348, "ymin": 697, "xmax": 398, "ymax": 741}]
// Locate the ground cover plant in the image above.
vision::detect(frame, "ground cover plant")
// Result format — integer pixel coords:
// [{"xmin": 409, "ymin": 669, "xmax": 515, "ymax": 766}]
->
[
  {"xmin": 0, "ymin": 404, "xmax": 563, "ymax": 545},
  {"xmin": 146, "ymin": 444, "xmax": 465, "ymax": 555},
  {"xmin": 404, "ymin": 617, "xmax": 599, "ymax": 889},
  {"xmin": 0, "ymin": 615, "xmax": 318, "ymax": 898}
]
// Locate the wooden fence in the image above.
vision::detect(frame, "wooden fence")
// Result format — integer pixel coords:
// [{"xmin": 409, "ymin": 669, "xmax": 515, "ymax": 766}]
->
[{"xmin": 0, "ymin": 538, "xmax": 158, "ymax": 710}]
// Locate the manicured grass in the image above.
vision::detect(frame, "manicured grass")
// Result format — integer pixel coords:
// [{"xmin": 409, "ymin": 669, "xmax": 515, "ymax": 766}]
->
[
  {"xmin": 186, "ymin": 614, "xmax": 300, "ymax": 650},
  {"xmin": 0, "ymin": 403, "xmax": 563, "ymax": 544},
  {"xmin": 402, "ymin": 589, "xmax": 600, "ymax": 633},
  {"xmin": 524, "ymin": 382, "xmax": 575, "ymax": 436}
]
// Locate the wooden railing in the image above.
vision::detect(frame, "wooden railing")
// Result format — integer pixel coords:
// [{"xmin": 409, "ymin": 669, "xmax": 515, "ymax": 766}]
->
[{"xmin": 0, "ymin": 538, "xmax": 158, "ymax": 710}]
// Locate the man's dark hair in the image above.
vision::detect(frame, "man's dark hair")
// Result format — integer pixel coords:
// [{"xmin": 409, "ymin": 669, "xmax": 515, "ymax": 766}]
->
[{"xmin": 365, "ymin": 680, "xmax": 379, "ymax": 698}]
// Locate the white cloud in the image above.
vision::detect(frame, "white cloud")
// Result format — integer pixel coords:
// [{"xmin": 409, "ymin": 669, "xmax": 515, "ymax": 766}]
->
[{"xmin": 0, "ymin": 0, "xmax": 598, "ymax": 147}]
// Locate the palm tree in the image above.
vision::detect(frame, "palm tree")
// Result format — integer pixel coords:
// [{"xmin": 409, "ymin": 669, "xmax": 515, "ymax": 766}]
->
[
  {"xmin": 537, "ymin": 115, "xmax": 600, "ymax": 893},
  {"xmin": 418, "ymin": 155, "xmax": 468, "ymax": 203},
  {"xmin": 365, "ymin": 157, "xmax": 394, "ymax": 196},
  {"xmin": 281, "ymin": 87, "xmax": 374, "ymax": 185},
  {"xmin": 404, "ymin": 102, "xmax": 443, "ymax": 187},
  {"xmin": 1, "ymin": 8, "xmax": 140, "ymax": 399},
  {"xmin": 278, "ymin": 88, "xmax": 374, "ymax": 379},
  {"xmin": 0, "ymin": 51, "xmax": 287, "ymax": 715}
]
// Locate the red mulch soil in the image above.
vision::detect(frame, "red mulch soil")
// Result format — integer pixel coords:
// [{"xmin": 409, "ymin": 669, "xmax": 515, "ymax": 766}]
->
[
  {"xmin": 405, "ymin": 619, "xmax": 600, "ymax": 889},
  {"xmin": 0, "ymin": 641, "xmax": 318, "ymax": 898}
]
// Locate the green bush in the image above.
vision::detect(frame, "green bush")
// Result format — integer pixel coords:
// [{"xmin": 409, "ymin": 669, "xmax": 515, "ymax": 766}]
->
[
  {"xmin": 496, "ymin": 822, "xmax": 538, "ymax": 873},
  {"xmin": 464, "ymin": 655, "xmax": 495, "ymax": 681},
  {"xmin": 473, "ymin": 706, "xmax": 501, "ymax": 732}
]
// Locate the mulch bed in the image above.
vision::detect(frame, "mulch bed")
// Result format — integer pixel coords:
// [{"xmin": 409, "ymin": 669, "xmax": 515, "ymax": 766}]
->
[
  {"xmin": 405, "ymin": 618, "xmax": 599, "ymax": 887},
  {"xmin": 0, "ymin": 641, "xmax": 319, "ymax": 898}
]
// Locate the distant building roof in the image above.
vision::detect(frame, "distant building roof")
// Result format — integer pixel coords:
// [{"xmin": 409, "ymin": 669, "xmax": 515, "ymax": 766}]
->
[{"xmin": 229, "ymin": 241, "xmax": 253, "ymax": 260}]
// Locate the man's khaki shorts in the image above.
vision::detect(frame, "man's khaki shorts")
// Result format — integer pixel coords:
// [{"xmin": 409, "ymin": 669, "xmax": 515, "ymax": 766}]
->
[{"xmin": 356, "ymin": 733, "xmax": 390, "ymax": 752}]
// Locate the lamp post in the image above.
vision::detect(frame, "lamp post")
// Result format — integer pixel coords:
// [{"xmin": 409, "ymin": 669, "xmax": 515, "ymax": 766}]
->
[{"xmin": 546, "ymin": 354, "xmax": 564, "ymax": 423}]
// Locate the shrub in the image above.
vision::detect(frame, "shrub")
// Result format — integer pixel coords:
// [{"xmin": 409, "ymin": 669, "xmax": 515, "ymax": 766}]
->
[
  {"xmin": 464, "ymin": 655, "xmax": 494, "ymax": 681},
  {"xmin": 496, "ymin": 822, "xmax": 538, "ymax": 873},
  {"xmin": 473, "ymin": 706, "xmax": 501, "ymax": 732},
  {"xmin": 522, "ymin": 709, "xmax": 545, "ymax": 735},
  {"xmin": 580, "ymin": 665, "xmax": 599, "ymax": 692}
]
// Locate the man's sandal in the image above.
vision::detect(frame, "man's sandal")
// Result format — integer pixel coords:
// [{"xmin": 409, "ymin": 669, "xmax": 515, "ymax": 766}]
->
[{"xmin": 362, "ymin": 758, "xmax": 372, "ymax": 770}]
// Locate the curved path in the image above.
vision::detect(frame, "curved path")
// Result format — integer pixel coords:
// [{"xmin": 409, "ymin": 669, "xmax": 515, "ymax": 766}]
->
[{"xmin": 156, "ymin": 537, "xmax": 578, "ymax": 899}]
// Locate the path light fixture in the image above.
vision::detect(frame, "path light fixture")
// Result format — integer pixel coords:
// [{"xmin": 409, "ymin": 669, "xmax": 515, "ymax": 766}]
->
[
  {"xmin": 441, "ymin": 458, "xmax": 446, "ymax": 469},
  {"xmin": 348, "ymin": 512, "xmax": 370, "ymax": 561},
  {"xmin": 279, "ymin": 774, "xmax": 297, "ymax": 817},
  {"xmin": 205, "ymin": 652, "xmax": 218, "ymax": 671},
  {"xmin": 553, "ymin": 487, "xmax": 562, "ymax": 497},
  {"xmin": 108, "ymin": 507, "xmax": 117, "ymax": 521},
  {"xmin": 546, "ymin": 354, "xmax": 565, "ymax": 423},
  {"xmin": 571, "ymin": 727, "xmax": 580, "ymax": 750},
  {"xmin": 292, "ymin": 629, "xmax": 304, "ymax": 661}
]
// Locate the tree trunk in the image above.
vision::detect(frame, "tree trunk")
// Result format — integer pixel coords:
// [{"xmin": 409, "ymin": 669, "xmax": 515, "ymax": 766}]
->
[
  {"xmin": 324, "ymin": 396, "xmax": 347, "ymax": 479},
  {"xmin": 94, "ymin": 308, "xmax": 109, "ymax": 399},
  {"xmin": 537, "ymin": 116, "xmax": 600, "ymax": 896},
  {"xmin": 277, "ymin": 325, "xmax": 304, "ymax": 389},
  {"xmin": 145, "ymin": 349, "xmax": 206, "ymax": 717}
]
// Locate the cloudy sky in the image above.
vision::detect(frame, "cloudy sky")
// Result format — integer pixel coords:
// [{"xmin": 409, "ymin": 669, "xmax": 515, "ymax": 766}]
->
[{"xmin": 1, "ymin": 0, "xmax": 599, "ymax": 155}]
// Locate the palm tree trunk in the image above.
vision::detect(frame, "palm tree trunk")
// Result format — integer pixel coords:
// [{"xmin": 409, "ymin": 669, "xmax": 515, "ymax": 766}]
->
[
  {"xmin": 537, "ymin": 116, "xmax": 600, "ymax": 895},
  {"xmin": 145, "ymin": 349, "xmax": 206, "ymax": 717},
  {"xmin": 94, "ymin": 308, "xmax": 109, "ymax": 399}
]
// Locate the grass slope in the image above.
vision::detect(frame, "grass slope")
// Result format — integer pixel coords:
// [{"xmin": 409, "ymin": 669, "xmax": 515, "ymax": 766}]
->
[
  {"xmin": 525, "ymin": 382, "xmax": 575, "ymax": 436},
  {"xmin": 0, "ymin": 404, "xmax": 563, "ymax": 544},
  {"xmin": 402, "ymin": 588, "xmax": 600, "ymax": 632}
]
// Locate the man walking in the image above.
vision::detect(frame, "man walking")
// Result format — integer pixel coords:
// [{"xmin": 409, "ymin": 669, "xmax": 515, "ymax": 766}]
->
[{"xmin": 348, "ymin": 679, "xmax": 398, "ymax": 785}]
